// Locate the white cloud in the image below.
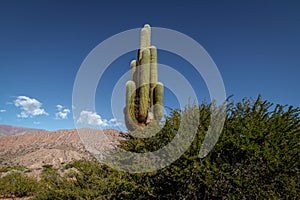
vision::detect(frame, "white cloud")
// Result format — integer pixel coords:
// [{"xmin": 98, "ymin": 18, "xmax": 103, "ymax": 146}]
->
[
  {"xmin": 14, "ymin": 96, "xmax": 48, "ymax": 118},
  {"xmin": 77, "ymin": 111, "xmax": 108, "ymax": 126},
  {"xmin": 56, "ymin": 105, "xmax": 63, "ymax": 111},
  {"xmin": 0, "ymin": 109, "xmax": 6, "ymax": 113},
  {"xmin": 55, "ymin": 105, "xmax": 70, "ymax": 120},
  {"xmin": 76, "ymin": 110, "xmax": 120, "ymax": 127},
  {"xmin": 33, "ymin": 121, "xmax": 41, "ymax": 125}
]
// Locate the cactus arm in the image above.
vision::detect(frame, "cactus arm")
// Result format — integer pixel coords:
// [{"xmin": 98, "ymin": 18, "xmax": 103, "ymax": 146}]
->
[
  {"xmin": 125, "ymin": 80, "xmax": 137, "ymax": 123},
  {"xmin": 153, "ymin": 82, "xmax": 164, "ymax": 120},
  {"xmin": 130, "ymin": 60, "xmax": 137, "ymax": 82},
  {"xmin": 149, "ymin": 46, "xmax": 158, "ymax": 109}
]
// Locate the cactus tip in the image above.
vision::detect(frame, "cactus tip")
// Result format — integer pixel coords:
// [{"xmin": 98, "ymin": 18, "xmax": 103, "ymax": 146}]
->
[
  {"xmin": 130, "ymin": 60, "xmax": 136, "ymax": 67},
  {"xmin": 144, "ymin": 24, "xmax": 151, "ymax": 28}
]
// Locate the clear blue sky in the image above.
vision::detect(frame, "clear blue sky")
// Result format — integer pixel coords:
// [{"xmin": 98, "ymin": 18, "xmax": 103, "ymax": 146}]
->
[{"xmin": 0, "ymin": 0, "xmax": 299, "ymax": 131}]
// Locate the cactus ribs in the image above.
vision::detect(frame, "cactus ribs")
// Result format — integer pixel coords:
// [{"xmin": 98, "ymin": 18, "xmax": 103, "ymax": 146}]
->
[{"xmin": 124, "ymin": 24, "xmax": 164, "ymax": 131}]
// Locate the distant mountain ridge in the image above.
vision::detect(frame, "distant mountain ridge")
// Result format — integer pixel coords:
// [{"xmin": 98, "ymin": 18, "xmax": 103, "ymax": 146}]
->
[
  {"xmin": 0, "ymin": 128, "xmax": 124, "ymax": 168},
  {"xmin": 0, "ymin": 124, "xmax": 45, "ymax": 136},
  {"xmin": 0, "ymin": 124, "xmax": 44, "ymax": 136}
]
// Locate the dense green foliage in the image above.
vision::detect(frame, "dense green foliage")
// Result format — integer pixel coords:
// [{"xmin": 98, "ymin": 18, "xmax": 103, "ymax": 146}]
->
[
  {"xmin": 0, "ymin": 165, "xmax": 27, "ymax": 173},
  {"xmin": 0, "ymin": 171, "xmax": 39, "ymax": 197},
  {"xmin": 0, "ymin": 96, "xmax": 299, "ymax": 199}
]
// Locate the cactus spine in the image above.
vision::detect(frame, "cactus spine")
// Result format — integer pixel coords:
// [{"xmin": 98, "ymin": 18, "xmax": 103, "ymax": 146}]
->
[{"xmin": 124, "ymin": 24, "xmax": 164, "ymax": 131}]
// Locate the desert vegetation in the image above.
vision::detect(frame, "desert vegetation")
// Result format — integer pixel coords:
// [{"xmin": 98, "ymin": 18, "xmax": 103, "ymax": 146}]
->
[
  {"xmin": 0, "ymin": 96, "xmax": 299, "ymax": 199},
  {"xmin": 124, "ymin": 24, "xmax": 164, "ymax": 131}
]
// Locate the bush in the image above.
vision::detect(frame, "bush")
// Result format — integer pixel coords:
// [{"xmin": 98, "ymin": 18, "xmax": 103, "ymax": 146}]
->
[
  {"xmin": 0, "ymin": 165, "xmax": 27, "ymax": 173},
  {"xmin": 14, "ymin": 96, "xmax": 300, "ymax": 199},
  {"xmin": 0, "ymin": 171, "xmax": 39, "ymax": 197},
  {"xmin": 116, "ymin": 96, "xmax": 300, "ymax": 199},
  {"xmin": 34, "ymin": 159, "xmax": 150, "ymax": 199},
  {"xmin": 149, "ymin": 96, "xmax": 300, "ymax": 199}
]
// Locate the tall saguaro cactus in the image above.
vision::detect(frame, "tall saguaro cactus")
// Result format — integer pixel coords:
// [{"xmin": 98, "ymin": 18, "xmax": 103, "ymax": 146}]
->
[{"xmin": 124, "ymin": 24, "xmax": 164, "ymax": 131}]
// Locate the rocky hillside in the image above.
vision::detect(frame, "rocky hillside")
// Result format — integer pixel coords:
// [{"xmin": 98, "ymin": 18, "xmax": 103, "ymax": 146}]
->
[
  {"xmin": 0, "ymin": 128, "xmax": 124, "ymax": 169},
  {"xmin": 0, "ymin": 124, "xmax": 44, "ymax": 136}
]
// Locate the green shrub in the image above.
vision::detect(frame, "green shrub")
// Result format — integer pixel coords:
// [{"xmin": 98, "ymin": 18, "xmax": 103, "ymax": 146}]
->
[
  {"xmin": 0, "ymin": 165, "xmax": 27, "ymax": 173},
  {"xmin": 17, "ymin": 96, "xmax": 300, "ymax": 199},
  {"xmin": 0, "ymin": 172, "xmax": 39, "ymax": 197}
]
